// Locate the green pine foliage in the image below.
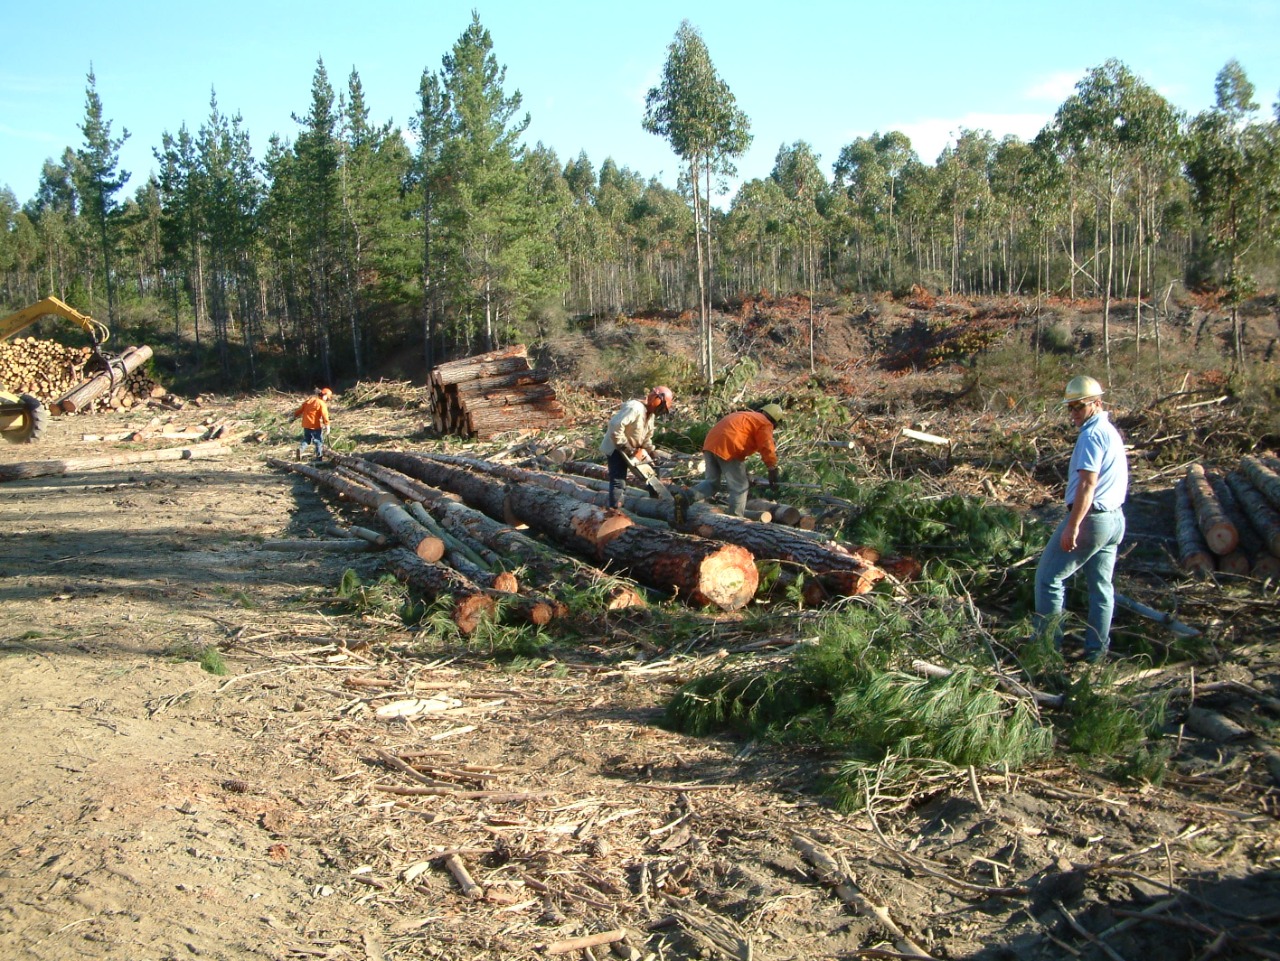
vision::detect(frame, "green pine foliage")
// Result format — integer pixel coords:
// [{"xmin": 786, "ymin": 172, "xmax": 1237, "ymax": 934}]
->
[{"xmin": 665, "ymin": 601, "xmax": 1054, "ymax": 810}]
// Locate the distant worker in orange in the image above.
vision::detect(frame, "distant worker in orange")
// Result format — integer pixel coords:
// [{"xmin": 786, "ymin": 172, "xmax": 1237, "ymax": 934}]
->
[
  {"xmin": 293, "ymin": 387, "xmax": 333, "ymax": 461},
  {"xmin": 694, "ymin": 404, "xmax": 784, "ymax": 517},
  {"xmin": 600, "ymin": 386, "xmax": 675, "ymax": 509}
]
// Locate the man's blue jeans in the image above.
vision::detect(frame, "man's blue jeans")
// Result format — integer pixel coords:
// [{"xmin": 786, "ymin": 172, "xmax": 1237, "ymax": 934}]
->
[{"xmin": 1034, "ymin": 509, "xmax": 1125, "ymax": 657}]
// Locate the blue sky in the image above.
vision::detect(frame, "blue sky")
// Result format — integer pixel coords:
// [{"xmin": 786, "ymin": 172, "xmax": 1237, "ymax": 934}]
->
[{"xmin": 2, "ymin": 0, "xmax": 1277, "ymax": 209}]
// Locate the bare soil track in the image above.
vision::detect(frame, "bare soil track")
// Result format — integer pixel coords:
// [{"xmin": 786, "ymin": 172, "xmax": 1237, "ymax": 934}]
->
[{"xmin": 2, "ymin": 324, "xmax": 1279, "ymax": 960}]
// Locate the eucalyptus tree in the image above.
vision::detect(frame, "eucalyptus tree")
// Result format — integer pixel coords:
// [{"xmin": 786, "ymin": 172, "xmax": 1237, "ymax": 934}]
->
[
  {"xmin": 73, "ymin": 68, "xmax": 130, "ymax": 326},
  {"xmin": 25, "ymin": 155, "xmax": 81, "ymax": 301},
  {"xmin": 0, "ymin": 189, "xmax": 39, "ymax": 302},
  {"xmin": 643, "ymin": 20, "xmax": 751, "ymax": 382},
  {"xmin": 560, "ymin": 150, "xmax": 602, "ymax": 314},
  {"xmin": 833, "ymin": 131, "xmax": 919, "ymax": 288},
  {"xmin": 723, "ymin": 176, "xmax": 788, "ymax": 296},
  {"xmin": 935, "ymin": 129, "xmax": 996, "ymax": 293},
  {"xmin": 1186, "ymin": 59, "xmax": 1278, "ymax": 368},
  {"xmin": 596, "ymin": 160, "xmax": 652, "ymax": 309},
  {"xmin": 1053, "ymin": 60, "xmax": 1176, "ymax": 379},
  {"xmin": 119, "ymin": 177, "xmax": 163, "ymax": 305},
  {"xmin": 771, "ymin": 141, "xmax": 828, "ymax": 369}
]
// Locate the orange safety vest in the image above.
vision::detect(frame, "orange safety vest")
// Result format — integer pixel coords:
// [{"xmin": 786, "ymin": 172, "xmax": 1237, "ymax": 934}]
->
[
  {"xmin": 702, "ymin": 410, "xmax": 777, "ymax": 468},
  {"xmin": 294, "ymin": 396, "xmax": 330, "ymax": 430}
]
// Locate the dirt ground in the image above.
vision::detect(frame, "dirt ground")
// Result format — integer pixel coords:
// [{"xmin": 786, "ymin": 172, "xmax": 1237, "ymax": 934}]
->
[{"xmin": 2, "ymin": 334, "xmax": 1280, "ymax": 960}]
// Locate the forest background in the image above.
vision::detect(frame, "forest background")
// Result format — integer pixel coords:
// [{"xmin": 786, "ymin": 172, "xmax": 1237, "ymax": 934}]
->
[{"xmin": 1, "ymin": 13, "xmax": 1278, "ymax": 395}]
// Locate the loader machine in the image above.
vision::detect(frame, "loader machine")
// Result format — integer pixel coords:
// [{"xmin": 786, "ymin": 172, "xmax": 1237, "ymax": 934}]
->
[{"xmin": 0, "ymin": 297, "xmax": 111, "ymax": 443}]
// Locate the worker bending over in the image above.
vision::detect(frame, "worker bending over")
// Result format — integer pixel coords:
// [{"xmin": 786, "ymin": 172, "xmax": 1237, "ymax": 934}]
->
[
  {"xmin": 600, "ymin": 386, "xmax": 674, "ymax": 509},
  {"xmin": 694, "ymin": 404, "xmax": 784, "ymax": 517}
]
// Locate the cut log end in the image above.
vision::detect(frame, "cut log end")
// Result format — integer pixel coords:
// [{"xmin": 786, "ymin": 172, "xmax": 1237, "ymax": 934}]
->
[
  {"xmin": 490, "ymin": 571, "xmax": 519, "ymax": 593},
  {"xmin": 684, "ymin": 544, "xmax": 759, "ymax": 611},
  {"xmin": 453, "ymin": 594, "xmax": 497, "ymax": 635},
  {"xmin": 415, "ymin": 536, "xmax": 446, "ymax": 564}
]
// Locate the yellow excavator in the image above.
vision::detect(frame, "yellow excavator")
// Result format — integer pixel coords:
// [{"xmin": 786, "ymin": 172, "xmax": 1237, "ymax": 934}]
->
[{"xmin": 0, "ymin": 296, "xmax": 112, "ymax": 443}]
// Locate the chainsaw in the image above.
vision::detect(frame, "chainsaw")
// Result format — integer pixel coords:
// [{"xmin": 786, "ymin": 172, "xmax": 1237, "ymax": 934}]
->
[{"xmin": 621, "ymin": 449, "xmax": 674, "ymax": 503}]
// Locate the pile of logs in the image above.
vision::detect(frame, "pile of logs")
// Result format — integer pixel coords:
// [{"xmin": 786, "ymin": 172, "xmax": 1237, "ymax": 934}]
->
[
  {"xmin": 1176, "ymin": 455, "xmax": 1280, "ymax": 580},
  {"xmin": 428, "ymin": 345, "xmax": 564, "ymax": 440},
  {"xmin": 0, "ymin": 337, "xmax": 173, "ymax": 414},
  {"xmin": 0, "ymin": 338, "xmax": 97, "ymax": 399},
  {"xmin": 271, "ymin": 448, "xmax": 895, "ymax": 635}
]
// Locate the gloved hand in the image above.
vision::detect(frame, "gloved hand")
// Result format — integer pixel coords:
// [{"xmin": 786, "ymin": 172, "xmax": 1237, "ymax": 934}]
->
[{"xmin": 767, "ymin": 467, "xmax": 780, "ymax": 498}]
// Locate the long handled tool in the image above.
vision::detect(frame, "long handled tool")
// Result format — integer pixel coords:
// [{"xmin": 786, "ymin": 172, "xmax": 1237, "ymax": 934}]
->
[{"xmin": 621, "ymin": 449, "xmax": 674, "ymax": 503}]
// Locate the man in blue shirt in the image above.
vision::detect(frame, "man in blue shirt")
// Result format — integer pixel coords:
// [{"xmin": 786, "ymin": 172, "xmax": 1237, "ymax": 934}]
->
[{"xmin": 1034, "ymin": 376, "xmax": 1129, "ymax": 663}]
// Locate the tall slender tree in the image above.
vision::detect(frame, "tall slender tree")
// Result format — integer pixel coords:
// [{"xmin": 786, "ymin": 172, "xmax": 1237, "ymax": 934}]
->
[
  {"xmin": 1186, "ymin": 59, "xmax": 1278, "ymax": 368},
  {"xmin": 74, "ymin": 67, "xmax": 130, "ymax": 326},
  {"xmin": 644, "ymin": 20, "xmax": 750, "ymax": 383}
]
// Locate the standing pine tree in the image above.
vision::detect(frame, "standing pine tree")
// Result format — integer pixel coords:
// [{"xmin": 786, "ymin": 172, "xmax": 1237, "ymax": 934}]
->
[
  {"xmin": 436, "ymin": 13, "xmax": 554, "ymax": 354},
  {"xmin": 74, "ymin": 67, "xmax": 130, "ymax": 326}
]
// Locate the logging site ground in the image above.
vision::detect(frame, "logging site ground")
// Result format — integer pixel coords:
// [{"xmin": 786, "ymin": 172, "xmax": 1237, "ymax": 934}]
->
[{"xmin": 2, "ymin": 292, "xmax": 1279, "ymax": 961}]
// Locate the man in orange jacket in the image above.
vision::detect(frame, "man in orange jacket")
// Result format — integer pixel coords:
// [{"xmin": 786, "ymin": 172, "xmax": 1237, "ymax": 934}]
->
[
  {"xmin": 293, "ymin": 387, "xmax": 333, "ymax": 460},
  {"xmin": 693, "ymin": 404, "xmax": 784, "ymax": 516}
]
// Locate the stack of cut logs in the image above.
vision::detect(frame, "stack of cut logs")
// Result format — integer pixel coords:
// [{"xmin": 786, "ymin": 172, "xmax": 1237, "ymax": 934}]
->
[
  {"xmin": 428, "ymin": 344, "xmax": 564, "ymax": 439},
  {"xmin": 0, "ymin": 338, "xmax": 97, "ymax": 399},
  {"xmin": 270, "ymin": 448, "xmax": 902, "ymax": 634},
  {"xmin": 0, "ymin": 337, "xmax": 172, "ymax": 413},
  {"xmin": 1176, "ymin": 454, "xmax": 1280, "ymax": 580}
]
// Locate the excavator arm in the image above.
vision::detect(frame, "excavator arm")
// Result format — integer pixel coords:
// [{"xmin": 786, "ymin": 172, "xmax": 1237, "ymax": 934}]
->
[{"xmin": 0, "ymin": 295, "xmax": 110, "ymax": 346}]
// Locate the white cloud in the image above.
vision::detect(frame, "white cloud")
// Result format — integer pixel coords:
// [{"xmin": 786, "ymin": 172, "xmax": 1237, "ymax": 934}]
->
[
  {"xmin": 892, "ymin": 113, "xmax": 1052, "ymax": 164},
  {"xmin": 1025, "ymin": 70, "xmax": 1083, "ymax": 103}
]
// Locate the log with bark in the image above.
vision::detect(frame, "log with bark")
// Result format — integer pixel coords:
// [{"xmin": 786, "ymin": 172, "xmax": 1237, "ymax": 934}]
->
[
  {"xmin": 386, "ymin": 548, "xmax": 496, "ymax": 635},
  {"xmin": 345, "ymin": 454, "xmax": 643, "ymax": 609},
  {"xmin": 1241, "ymin": 455, "xmax": 1280, "ymax": 513},
  {"xmin": 268, "ymin": 458, "xmax": 398, "ymax": 511},
  {"xmin": 54, "ymin": 345, "xmax": 154, "ymax": 413},
  {"xmin": 375, "ymin": 502, "xmax": 447, "ymax": 563},
  {"xmin": 364, "ymin": 451, "xmax": 758, "ymax": 610},
  {"xmin": 1208, "ymin": 472, "xmax": 1259, "ymax": 575},
  {"xmin": 0, "ymin": 441, "xmax": 227, "ymax": 482},
  {"xmin": 410, "ymin": 452, "xmax": 887, "ymax": 595},
  {"xmin": 1225, "ymin": 470, "xmax": 1280, "ymax": 557},
  {"xmin": 1185, "ymin": 462, "xmax": 1238, "ymax": 555},
  {"xmin": 1174, "ymin": 477, "xmax": 1216, "ymax": 575}
]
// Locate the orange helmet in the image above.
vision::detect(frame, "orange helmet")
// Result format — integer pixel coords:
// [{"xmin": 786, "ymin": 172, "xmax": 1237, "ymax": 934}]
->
[
  {"xmin": 319, "ymin": 387, "xmax": 333, "ymax": 399},
  {"xmin": 647, "ymin": 385, "xmax": 674, "ymax": 413}
]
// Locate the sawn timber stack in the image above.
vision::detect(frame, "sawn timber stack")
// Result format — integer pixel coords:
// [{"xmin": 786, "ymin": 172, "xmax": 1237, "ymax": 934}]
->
[{"xmin": 428, "ymin": 344, "xmax": 564, "ymax": 439}]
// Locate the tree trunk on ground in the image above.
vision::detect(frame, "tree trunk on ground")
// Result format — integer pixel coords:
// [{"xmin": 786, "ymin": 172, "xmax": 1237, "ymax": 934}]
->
[
  {"xmin": 419, "ymin": 452, "xmax": 885, "ymax": 596},
  {"xmin": 385, "ymin": 548, "xmax": 495, "ymax": 635},
  {"xmin": 375, "ymin": 502, "xmax": 446, "ymax": 563},
  {"xmin": 1, "ymin": 441, "xmax": 226, "ymax": 482},
  {"xmin": 1226, "ymin": 471, "xmax": 1280, "ymax": 556},
  {"xmin": 1175, "ymin": 477, "xmax": 1216, "ymax": 575},
  {"xmin": 1185, "ymin": 463, "xmax": 1238, "ymax": 555},
  {"xmin": 269, "ymin": 458, "xmax": 398, "ymax": 511},
  {"xmin": 364, "ymin": 451, "xmax": 757, "ymax": 610},
  {"xmin": 344, "ymin": 454, "xmax": 643, "ymax": 609},
  {"xmin": 1241, "ymin": 456, "xmax": 1280, "ymax": 512}
]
